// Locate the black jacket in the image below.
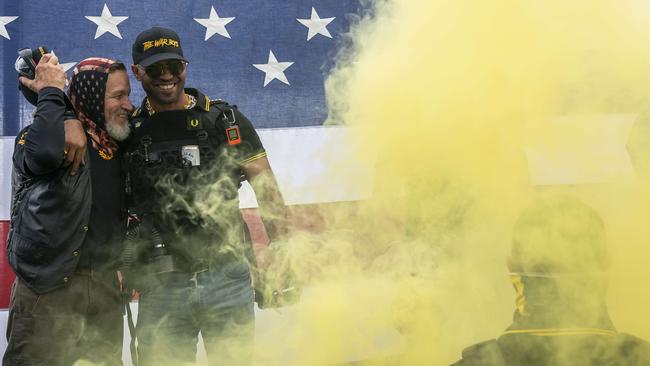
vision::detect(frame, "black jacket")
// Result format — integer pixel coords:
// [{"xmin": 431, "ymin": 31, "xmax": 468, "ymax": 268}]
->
[{"xmin": 6, "ymin": 87, "xmax": 91, "ymax": 294}]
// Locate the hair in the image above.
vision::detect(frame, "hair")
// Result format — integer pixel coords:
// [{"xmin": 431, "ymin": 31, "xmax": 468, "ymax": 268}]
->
[{"xmin": 108, "ymin": 61, "xmax": 126, "ymax": 73}]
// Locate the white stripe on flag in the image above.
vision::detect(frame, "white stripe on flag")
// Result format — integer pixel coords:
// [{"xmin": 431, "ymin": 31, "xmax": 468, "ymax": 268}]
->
[
  {"xmin": 0, "ymin": 127, "xmax": 375, "ymax": 220},
  {"xmin": 524, "ymin": 114, "xmax": 637, "ymax": 185},
  {"xmin": 0, "ymin": 137, "xmax": 14, "ymax": 221}
]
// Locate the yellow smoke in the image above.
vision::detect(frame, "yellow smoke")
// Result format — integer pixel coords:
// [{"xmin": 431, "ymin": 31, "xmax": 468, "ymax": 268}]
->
[
  {"xmin": 255, "ymin": 0, "xmax": 650, "ymax": 365},
  {"xmin": 92, "ymin": 1, "xmax": 650, "ymax": 365}
]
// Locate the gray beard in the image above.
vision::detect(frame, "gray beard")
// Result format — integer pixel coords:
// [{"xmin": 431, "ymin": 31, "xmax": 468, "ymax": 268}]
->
[{"xmin": 106, "ymin": 118, "xmax": 131, "ymax": 141}]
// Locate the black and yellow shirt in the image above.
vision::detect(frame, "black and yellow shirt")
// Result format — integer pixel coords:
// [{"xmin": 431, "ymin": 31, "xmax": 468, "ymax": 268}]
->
[{"xmin": 126, "ymin": 88, "xmax": 265, "ymax": 259}]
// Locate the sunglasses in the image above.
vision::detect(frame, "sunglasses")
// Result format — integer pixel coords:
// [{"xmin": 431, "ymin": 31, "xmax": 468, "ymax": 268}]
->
[{"xmin": 139, "ymin": 60, "xmax": 186, "ymax": 79}]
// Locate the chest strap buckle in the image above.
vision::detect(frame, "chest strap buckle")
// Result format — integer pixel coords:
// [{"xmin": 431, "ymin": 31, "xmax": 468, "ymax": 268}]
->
[{"xmin": 196, "ymin": 130, "xmax": 208, "ymax": 141}]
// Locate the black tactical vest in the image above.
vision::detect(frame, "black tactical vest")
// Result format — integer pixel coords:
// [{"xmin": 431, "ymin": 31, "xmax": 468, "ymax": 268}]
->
[{"xmin": 124, "ymin": 101, "xmax": 249, "ymax": 260}]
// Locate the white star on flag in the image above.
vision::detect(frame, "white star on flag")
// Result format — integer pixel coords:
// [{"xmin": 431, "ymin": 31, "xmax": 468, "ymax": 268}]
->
[
  {"xmin": 525, "ymin": 114, "xmax": 637, "ymax": 185},
  {"xmin": 253, "ymin": 50, "xmax": 294, "ymax": 87},
  {"xmin": 0, "ymin": 16, "xmax": 18, "ymax": 40},
  {"xmin": 297, "ymin": 7, "xmax": 335, "ymax": 41},
  {"xmin": 85, "ymin": 4, "xmax": 128, "ymax": 39},
  {"xmin": 194, "ymin": 6, "xmax": 235, "ymax": 40}
]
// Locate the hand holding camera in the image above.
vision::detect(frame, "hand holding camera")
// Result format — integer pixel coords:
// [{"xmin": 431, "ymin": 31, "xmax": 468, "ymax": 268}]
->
[
  {"xmin": 19, "ymin": 52, "xmax": 66, "ymax": 93},
  {"xmin": 16, "ymin": 46, "xmax": 86, "ymax": 175}
]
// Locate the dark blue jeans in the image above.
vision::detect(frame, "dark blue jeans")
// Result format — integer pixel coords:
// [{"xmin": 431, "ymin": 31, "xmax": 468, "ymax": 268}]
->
[{"xmin": 136, "ymin": 260, "xmax": 255, "ymax": 366}]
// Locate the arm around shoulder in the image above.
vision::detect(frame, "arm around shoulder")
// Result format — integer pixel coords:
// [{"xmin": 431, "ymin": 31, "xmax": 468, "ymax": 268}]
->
[{"xmin": 21, "ymin": 87, "xmax": 68, "ymax": 175}]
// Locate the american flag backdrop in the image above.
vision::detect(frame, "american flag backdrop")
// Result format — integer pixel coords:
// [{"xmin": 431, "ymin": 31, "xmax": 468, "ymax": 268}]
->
[
  {"xmin": 0, "ymin": 1, "xmax": 374, "ymax": 309},
  {"xmin": 1, "ymin": 0, "xmax": 363, "ymax": 134}
]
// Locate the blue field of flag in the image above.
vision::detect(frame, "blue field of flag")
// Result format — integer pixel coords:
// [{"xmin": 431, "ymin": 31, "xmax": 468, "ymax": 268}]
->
[{"xmin": 0, "ymin": 0, "xmax": 362, "ymax": 136}]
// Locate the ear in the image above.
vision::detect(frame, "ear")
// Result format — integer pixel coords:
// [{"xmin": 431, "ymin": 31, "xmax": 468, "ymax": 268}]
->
[{"xmin": 131, "ymin": 64, "xmax": 143, "ymax": 81}]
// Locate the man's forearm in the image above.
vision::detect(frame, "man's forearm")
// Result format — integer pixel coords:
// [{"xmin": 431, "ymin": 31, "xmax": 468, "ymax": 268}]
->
[
  {"xmin": 253, "ymin": 172, "xmax": 288, "ymax": 243},
  {"xmin": 243, "ymin": 157, "xmax": 288, "ymax": 243},
  {"xmin": 23, "ymin": 87, "xmax": 66, "ymax": 175}
]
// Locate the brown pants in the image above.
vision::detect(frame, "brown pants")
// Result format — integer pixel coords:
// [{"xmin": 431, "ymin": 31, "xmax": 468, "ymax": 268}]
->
[{"xmin": 3, "ymin": 270, "xmax": 124, "ymax": 366}]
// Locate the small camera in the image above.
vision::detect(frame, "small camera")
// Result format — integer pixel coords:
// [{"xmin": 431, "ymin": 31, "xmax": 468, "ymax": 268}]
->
[
  {"xmin": 15, "ymin": 46, "xmax": 50, "ymax": 106},
  {"xmin": 15, "ymin": 46, "xmax": 76, "ymax": 117},
  {"xmin": 15, "ymin": 46, "xmax": 49, "ymax": 79},
  {"xmin": 122, "ymin": 219, "xmax": 177, "ymax": 281},
  {"xmin": 147, "ymin": 230, "xmax": 176, "ymax": 275}
]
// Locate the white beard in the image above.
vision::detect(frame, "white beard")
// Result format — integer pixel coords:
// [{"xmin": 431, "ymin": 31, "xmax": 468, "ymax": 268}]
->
[{"xmin": 106, "ymin": 118, "xmax": 131, "ymax": 141}]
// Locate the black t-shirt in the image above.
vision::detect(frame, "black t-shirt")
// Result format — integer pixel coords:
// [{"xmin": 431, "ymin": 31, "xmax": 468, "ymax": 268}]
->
[{"xmin": 77, "ymin": 141, "xmax": 126, "ymax": 270}]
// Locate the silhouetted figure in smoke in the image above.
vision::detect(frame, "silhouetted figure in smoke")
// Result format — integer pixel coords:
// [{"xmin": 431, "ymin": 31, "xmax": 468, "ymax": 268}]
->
[{"xmin": 452, "ymin": 196, "xmax": 650, "ymax": 365}]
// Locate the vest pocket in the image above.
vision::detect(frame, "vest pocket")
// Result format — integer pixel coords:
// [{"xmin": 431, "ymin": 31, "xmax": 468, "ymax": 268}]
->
[{"xmin": 9, "ymin": 231, "xmax": 54, "ymax": 266}]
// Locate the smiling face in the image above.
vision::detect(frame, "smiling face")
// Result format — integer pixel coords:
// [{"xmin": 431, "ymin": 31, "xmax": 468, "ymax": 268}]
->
[
  {"xmin": 104, "ymin": 69, "xmax": 132, "ymax": 141},
  {"xmin": 132, "ymin": 59, "xmax": 186, "ymax": 112}
]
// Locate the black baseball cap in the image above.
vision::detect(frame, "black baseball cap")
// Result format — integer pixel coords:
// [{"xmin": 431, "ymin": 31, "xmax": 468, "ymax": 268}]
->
[{"xmin": 132, "ymin": 27, "xmax": 188, "ymax": 67}]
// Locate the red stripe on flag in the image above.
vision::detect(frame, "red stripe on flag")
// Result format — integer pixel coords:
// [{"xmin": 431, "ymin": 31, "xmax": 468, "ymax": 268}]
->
[
  {"xmin": 0, "ymin": 221, "xmax": 15, "ymax": 309},
  {"xmin": 241, "ymin": 208, "xmax": 270, "ymax": 265},
  {"xmin": 241, "ymin": 203, "xmax": 346, "ymax": 264},
  {"xmin": 0, "ymin": 204, "xmax": 351, "ymax": 308}
]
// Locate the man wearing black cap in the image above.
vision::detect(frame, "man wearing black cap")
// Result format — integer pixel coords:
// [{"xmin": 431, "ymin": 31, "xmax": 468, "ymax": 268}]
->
[
  {"xmin": 126, "ymin": 27, "xmax": 288, "ymax": 365},
  {"xmin": 451, "ymin": 196, "xmax": 650, "ymax": 365}
]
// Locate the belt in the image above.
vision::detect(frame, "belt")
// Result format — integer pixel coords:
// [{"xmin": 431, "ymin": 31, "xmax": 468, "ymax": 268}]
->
[
  {"xmin": 72, "ymin": 267, "xmax": 117, "ymax": 276},
  {"xmin": 172, "ymin": 253, "xmax": 240, "ymax": 274},
  {"xmin": 186, "ymin": 258, "xmax": 209, "ymax": 274},
  {"xmin": 73, "ymin": 267, "xmax": 119, "ymax": 280}
]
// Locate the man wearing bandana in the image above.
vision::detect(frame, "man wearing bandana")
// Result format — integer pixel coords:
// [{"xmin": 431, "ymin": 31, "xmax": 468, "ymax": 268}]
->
[
  {"xmin": 4, "ymin": 55, "xmax": 132, "ymax": 365},
  {"xmin": 452, "ymin": 196, "xmax": 650, "ymax": 365}
]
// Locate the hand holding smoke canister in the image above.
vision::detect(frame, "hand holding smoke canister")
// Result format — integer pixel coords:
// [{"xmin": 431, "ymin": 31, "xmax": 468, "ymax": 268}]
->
[
  {"xmin": 255, "ymin": 285, "xmax": 302, "ymax": 309},
  {"xmin": 254, "ymin": 242, "xmax": 302, "ymax": 309}
]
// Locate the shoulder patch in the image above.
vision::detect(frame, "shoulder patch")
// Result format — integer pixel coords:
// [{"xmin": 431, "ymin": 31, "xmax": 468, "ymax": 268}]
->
[
  {"xmin": 17, "ymin": 131, "xmax": 28, "ymax": 145},
  {"xmin": 131, "ymin": 107, "xmax": 141, "ymax": 118},
  {"xmin": 209, "ymin": 98, "xmax": 226, "ymax": 107}
]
